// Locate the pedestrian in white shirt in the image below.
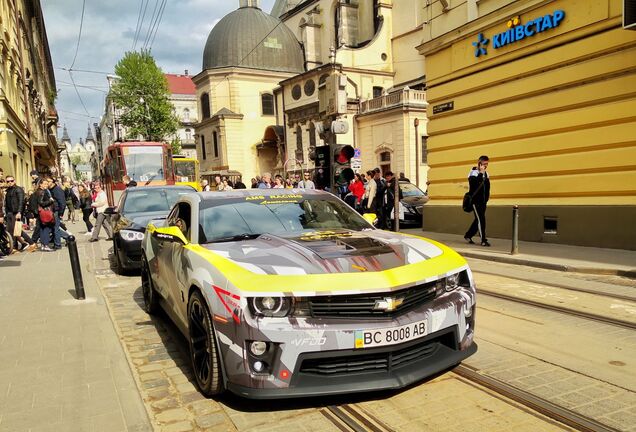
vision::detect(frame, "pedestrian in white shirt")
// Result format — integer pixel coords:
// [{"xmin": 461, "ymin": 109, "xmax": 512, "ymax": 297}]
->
[{"xmin": 89, "ymin": 183, "xmax": 113, "ymax": 242}]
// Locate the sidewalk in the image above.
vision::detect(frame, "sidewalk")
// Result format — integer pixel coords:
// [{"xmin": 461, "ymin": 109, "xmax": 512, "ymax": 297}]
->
[
  {"xmin": 0, "ymin": 228, "xmax": 151, "ymax": 432},
  {"xmin": 401, "ymin": 229, "xmax": 636, "ymax": 278}
]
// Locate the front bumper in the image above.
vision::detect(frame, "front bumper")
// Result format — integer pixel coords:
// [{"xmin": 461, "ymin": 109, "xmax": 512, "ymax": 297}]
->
[
  {"xmin": 228, "ymin": 327, "xmax": 476, "ymax": 399},
  {"xmin": 213, "ymin": 288, "xmax": 476, "ymax": 399},
  {"xmin": 117, "ymin": 238, "xmax": 142, "ymax": 269}
]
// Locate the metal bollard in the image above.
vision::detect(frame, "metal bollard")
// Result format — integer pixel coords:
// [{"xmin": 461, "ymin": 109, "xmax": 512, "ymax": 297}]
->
[
  {"xmin": 511, "ymin": 205, "xmax": 519, "ymax": 255},
  {"xmin": 67, "ymin": 236, "xmax": 86, "ymax": 300}
]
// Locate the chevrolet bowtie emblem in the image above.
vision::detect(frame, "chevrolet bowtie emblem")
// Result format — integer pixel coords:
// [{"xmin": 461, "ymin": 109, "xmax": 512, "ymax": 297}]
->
[{"xmin": 373, "ymin": 297, "xmax": 405, "ymax": 311}]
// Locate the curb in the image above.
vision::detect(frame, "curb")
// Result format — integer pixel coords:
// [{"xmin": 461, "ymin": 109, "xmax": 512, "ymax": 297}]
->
[{"xmin": 458, "ymin": 250, "xmax": 636, "ymax": 279}]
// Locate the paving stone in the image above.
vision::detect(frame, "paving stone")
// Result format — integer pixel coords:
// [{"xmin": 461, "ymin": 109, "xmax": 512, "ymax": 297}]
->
[
  {"xmin": 195, "ymin": 412, "xmax": 228, "ymax": 428},
  {"xmin": 151, "ymin": 397, "xmax": 181, "ymax": 411},
  {"xmin": 156, "ymin": 407, "xmax": 191, "ymax": 424},
  {"xmin": 160, "ymin": 421, "xmax": 194, "ymax": 432}
]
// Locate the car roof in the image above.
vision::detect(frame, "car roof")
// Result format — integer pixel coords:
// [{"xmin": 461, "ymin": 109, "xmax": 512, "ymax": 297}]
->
[
  {"xmin": 197, "ymin": 188, "xmax": 333, "ymax": 202},
  {"xmin": 126, "ymin": 185, "xmax": 196, "ymax": 192}
]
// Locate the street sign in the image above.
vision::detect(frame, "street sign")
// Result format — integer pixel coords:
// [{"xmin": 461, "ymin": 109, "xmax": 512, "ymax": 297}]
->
[{"xmin": 353, "ymin": 148, "xmax": 361, "ymax": 158}]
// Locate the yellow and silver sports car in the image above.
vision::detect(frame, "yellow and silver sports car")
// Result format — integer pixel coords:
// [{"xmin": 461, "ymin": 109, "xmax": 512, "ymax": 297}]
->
[{"xmin": 141, "ymin": 189, "xmax": 477, "ymax": 399}]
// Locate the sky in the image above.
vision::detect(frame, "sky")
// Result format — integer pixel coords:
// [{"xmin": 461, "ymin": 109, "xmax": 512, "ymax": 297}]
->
[{"xmin": 41, "ymin": 0, "xmax": 276, "ymax": 144}]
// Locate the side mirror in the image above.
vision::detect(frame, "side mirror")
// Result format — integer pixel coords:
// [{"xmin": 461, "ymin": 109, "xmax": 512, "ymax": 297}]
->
[
  {"xmin": 104, "ymin": 206, "xmax": 117, "ymax": 215},
  {"xmin": 152, "ymin": 226, "xmax": 188, "ymax": 245}
]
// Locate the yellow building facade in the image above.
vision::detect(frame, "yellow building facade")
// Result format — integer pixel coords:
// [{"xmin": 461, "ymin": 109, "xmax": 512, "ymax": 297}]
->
[
  {"xmin": 418, "ymin": 0, "xmax": 636, "ymax": 249},
  {"xmin": 0, "ymin": 0, "xmax": 58, "ymax": 187}
]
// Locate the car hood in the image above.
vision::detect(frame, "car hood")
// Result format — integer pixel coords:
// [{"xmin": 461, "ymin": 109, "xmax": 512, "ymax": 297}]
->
[
  {"xmin": 202, "ymin": 230, "xmax": 443, "ymax": 275},
  {"xmin": 120, "ymin": 211, "xmax": 168, "ymax": 231}
]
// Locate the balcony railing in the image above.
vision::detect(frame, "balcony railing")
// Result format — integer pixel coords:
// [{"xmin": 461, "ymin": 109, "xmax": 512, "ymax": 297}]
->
[{"xmin": 359, "ymin": 88, "xmax": 427, "ymax": 114}]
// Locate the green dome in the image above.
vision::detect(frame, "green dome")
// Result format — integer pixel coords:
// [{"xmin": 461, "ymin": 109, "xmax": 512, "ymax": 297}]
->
[{"xmin": 202, "ymin": 6, "xmax": 305, "ymax": 73}]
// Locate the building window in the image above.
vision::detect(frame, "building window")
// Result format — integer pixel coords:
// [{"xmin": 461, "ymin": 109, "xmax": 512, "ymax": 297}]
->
[
  {"xmin": 200, "ymin": 93, "xmax": 210, "ymax": 119},
  {"xmin": 213, "ymin": 131, "xmax": 219, "ymax": 158},
  {"xmin": 296, "ymin": 125, "xmax": 303, "ymax": 154},
  {"xmin": 200, "ymin": 135, "xmax": 206, "ymax": 160},
  {"xmin": 309, "ymin": 122, "xmax": 316, "ymax": 148},
  {"xmin": 379, "ymin": 151, "xmax": 391, "ymax": 175},
  {"xmin": 185, "ymin": 129, "xmax": 191, "ymax": 140},
  {"xmin": 373, "ymin": 86, "xmax": 383, "ymax": 98},
  {"xmin": 261, "ymin": 93, "xmax": 274, "ymax": 116},
  {"xmin": 183, "ymin": 108, "xmax": 190, "ymax": 121},
  {"xmin": 421, "ymin": 135, "xmax": 428, "ymax": 164}
]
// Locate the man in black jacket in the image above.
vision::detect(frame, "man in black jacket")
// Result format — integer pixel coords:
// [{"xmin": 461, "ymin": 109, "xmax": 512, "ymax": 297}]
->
[
  {"xmin": 4, "ymin": 176, "xmax": 25, "ymax": 246},
  {"xmin": 464, "ymin": 156, "xmax": 491, "ymax": 247},
  {"xmin": 48, "ymin": 177, "xmax": 68, "ymax": 249}
]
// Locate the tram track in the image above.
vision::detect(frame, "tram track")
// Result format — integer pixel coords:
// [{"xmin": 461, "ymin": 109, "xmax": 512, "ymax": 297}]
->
[
  {"xmin": 478, "ymin": 289, "xmax": 636, "ymax": 330},
  {"xmin": 472, "ymin": 269, "xmax": 636, "ymax": 303},
  {"xmin": 321, "ymin": 404, "xmax": 395, "ymax": 432},
  {"xmin": 453, "ymin": 364, "xmax": 620, "ymax": 432}
]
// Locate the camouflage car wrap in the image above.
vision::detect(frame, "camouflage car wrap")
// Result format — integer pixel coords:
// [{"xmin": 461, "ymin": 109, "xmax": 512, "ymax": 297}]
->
[{"xmin": 142, "ymin": 189, "xmax": 477, "ymax": 399}]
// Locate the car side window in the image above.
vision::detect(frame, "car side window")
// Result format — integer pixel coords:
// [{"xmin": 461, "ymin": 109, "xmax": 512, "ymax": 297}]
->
[
  {"xmin": 170, "ymin": 202, "xmax": 192, "ymax": 241},
  {"xmin": 166, "ymin": 205, "xmax": 179, "ymax": 226},
  {"xmin": 118, "ymin": 192, "xmax": 127, "ymax": 213}
]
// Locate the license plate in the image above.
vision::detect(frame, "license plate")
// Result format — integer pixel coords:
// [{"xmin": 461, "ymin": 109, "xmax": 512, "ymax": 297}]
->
[{"xmin": 354, "ymin": 319, "xmax": 427, "ymax": 349}]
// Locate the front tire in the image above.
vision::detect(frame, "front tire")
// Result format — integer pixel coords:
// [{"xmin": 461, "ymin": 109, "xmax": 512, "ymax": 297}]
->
[
  {"xmin": 141, "ymin": 254, "xmax": 159, "ymax": 314},
  {"xmin": 188, "ymin": 290, "xmax": 223, "ymax": 396},
  {"xmin": 1, "ymin": 230, "xmax": 13, "ymax": 255}
]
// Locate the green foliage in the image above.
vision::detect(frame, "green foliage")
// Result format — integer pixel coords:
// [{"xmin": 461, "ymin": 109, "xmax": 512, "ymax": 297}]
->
[
  {"xmin": 110, "ymin": 51, "xmax": 178, "ymax": 142},
  {"xmin": 170, "ymin": 136, "xmax": 182, "ymax": 156}
]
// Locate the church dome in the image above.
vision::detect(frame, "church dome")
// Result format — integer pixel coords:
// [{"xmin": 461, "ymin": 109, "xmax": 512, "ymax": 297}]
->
[{"xmin": 202, "ymin": 5, "xmax": 304, "ymax": 73}]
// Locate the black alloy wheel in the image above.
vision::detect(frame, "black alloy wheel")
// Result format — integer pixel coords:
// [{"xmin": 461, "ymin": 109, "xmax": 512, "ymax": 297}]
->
[
  {"xmin": 188, "ymin": 290, "xmax": 223, "ymax": 396},
  {"xmin": 0, "ymin": 230, "xmax": 13, "ymax": 256},
  {"xmin": 141, "ymin": 254, "xmax": 159, "ymax": 314}
]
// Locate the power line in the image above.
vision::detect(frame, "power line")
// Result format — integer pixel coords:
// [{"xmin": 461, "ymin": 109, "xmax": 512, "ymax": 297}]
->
[
  {"xmin": 58, "ymin": 109, "xmax": 99, "ymax": 119},
  {"xmin": 56, "ymin": 67, "xmax": 113, "ymax": 75},
  {"xmin": 69, "ymin": 0, "xmax": 87, "ymax": 70}
]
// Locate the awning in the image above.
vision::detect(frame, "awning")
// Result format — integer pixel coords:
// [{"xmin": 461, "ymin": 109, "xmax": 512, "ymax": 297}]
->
[{"xmin": 262, "ymin": 125, "xmax": 284, "ymax": 143}]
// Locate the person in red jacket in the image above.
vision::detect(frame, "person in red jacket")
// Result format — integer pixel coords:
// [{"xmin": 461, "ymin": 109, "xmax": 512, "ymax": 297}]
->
[{"xmin": 348, "ymin": 173, "xmax": 365, "ymax": 212}]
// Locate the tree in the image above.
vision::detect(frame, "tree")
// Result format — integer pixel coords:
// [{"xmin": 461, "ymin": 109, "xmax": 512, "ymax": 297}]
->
[
  {"xmin": 110, "ymin": 51, "xmax": 178, "ymax": 142},
  {"xmin": 170, "ymin": 136, "xmax": 182, "ymax": 156}
]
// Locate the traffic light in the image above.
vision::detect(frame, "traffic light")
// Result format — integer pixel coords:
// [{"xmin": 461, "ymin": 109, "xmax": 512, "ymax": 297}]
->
[{"xmin": 333, "ymin": 144, "xmax": 355, "ymax": 194}]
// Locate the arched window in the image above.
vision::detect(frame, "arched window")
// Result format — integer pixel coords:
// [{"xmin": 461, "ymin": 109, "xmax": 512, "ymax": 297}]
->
[
  {"xmin": 261, "ymin": 93, "xmax": 274, "ymax": 116},
  {"xmin": 200, "ymin": 93, "xmax": 210, "ymax": 119},
  {"xmin": 183, "ymin": 108, "xmax": 190, "ymax": 121},
  {"xmin": 296, "ymin": 125, "xmax": 303, "ymax": 155}
]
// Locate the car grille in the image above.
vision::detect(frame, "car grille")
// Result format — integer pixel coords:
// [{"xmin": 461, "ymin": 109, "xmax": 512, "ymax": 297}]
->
[
  {"xmin": 299, "ymin": 337, "xmax": 441, "ymax": 376},
  {"xmin": 308, "ymin": 282, "xmax": 437, "ymax": 319}
]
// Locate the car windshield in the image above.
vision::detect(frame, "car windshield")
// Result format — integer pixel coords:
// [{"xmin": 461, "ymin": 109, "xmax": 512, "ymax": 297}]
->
[
  {"xmin": 199, "ymin": 194, "xmax": 371, "ymax": 243},
  {"xmin": 124, "ymin": 150, "xmax": 164, "ymax": 182},
  {"xmin": 174, "ymin": 160, "xmax": 196, "ymax": 181},
  {"xmin": 400, "ymin": 183, "xmax": 425, "ymax": 197},
  {"xmin": 123, "ymin": 189, "xmax": 191, "ymax": 214}
]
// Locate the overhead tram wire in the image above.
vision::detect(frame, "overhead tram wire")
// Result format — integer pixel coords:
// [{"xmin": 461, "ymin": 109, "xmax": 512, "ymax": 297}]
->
[
  {"xmin": 142, "ymin": 0, "xmax": 166, "ymax": 51},
  {"xmin": 141, "ymin": 0, "xmax": 161, "ymax": 51},
  {"xmin": 69, "ymin": 0, "xmax": 86, "ymax": 70},
  {"xmin": 68, "ymin": 71, "xmax": 93, "ymax": 118},
  {"xmin": 147, "ymin": 0, "xmax": 167, "ymax": 51},
  {"xmin": 133, "ymin": 0, "xmax": 150, "ymax": 50},
  {"xmin": 132, "ymin": 0, "xmax": 146, "ymax": 50}
]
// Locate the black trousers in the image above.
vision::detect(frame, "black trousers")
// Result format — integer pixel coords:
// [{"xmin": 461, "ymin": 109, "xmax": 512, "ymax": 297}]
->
[{"xmin": 465, "ymin": 203, "xmax": 487, "ymax": 242}]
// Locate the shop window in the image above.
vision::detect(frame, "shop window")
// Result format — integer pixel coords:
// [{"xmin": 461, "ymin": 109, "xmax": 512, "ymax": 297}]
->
[
  {"xmin": 544, "ymin": 217, "xmax": 558, "ymax": 235},
  {"xmin": 261, "ymin": 93, "xmax": 275, "ymax": 116}
]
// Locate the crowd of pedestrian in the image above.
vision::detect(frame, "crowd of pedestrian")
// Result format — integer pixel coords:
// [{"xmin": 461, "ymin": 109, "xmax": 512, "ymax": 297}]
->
[{"xmin": 0, "ymin": 170, "xmax": 113, "ymax": 259}]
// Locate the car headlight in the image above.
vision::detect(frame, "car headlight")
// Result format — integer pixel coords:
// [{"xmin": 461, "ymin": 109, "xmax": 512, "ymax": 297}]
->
[
  {"xmin": 435, "ymin": 271, "xmax": 470, "ymax": 294},
  {"xmin": 249, "ymin": 297, "xmax": 292, "ymax": 318},
  {"xmin": 120, "ymin": 229, "xmax": 145, "ymax": 241}
]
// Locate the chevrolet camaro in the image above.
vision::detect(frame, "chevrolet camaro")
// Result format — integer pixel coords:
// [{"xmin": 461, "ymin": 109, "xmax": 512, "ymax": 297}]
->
[{"xmin": 141, "ymin": 189, "xmax": 477, "ymax": 399}]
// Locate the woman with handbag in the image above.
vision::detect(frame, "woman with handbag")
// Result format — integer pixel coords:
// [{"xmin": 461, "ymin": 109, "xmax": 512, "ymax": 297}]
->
[{"xmin": 37, "ymin": 179, "xmax": 55, "ymax": 252}]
